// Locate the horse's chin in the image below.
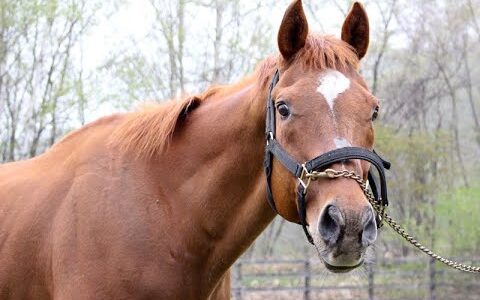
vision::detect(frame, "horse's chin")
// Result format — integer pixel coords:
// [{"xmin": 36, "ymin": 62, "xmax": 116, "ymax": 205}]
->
[
  {"xmin": 321, "ymin": 259, "xmax": 364, "ymax": 273},
  {"xmin": 311, "ymin": 231, "xmax": 371, "ymax": 274},
  {"xmin": 313, "ymin": 240, "xmax": 366, "ymax": 273}
]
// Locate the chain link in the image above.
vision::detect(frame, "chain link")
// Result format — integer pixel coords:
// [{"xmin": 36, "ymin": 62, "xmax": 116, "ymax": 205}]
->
[{"xmin": 305, "ymin": 169, "xmax": 480, "ymax": 274}]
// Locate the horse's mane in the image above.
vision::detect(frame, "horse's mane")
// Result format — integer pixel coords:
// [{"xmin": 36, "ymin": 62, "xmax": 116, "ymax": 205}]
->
[
  {"xmin": 109, "ymin": 97, "xmax": 201, "ymax": 158},
  {"xmin": 111, "ymin": 34, "xmax": 358, "ymax": 158}
]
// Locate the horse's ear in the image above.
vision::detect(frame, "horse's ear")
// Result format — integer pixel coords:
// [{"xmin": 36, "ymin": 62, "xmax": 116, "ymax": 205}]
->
[
  {"xmin": 341, "ymin": 2, "xmax": 370, "ymax": 60},
  {"xmin": 278, "ymin": 0, "xmax": 309, "ymax": 61}
]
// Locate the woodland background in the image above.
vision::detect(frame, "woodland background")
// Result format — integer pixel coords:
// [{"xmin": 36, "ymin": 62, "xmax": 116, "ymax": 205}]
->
[{"xmin": 1, "ymin": 0, "xmax": 479, "ymax": 295}]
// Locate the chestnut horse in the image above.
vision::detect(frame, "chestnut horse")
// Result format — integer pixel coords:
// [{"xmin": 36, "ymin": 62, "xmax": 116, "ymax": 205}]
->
[{"xmin": 0, "ymin": 1, "xmax": 380, "ymax": 299}]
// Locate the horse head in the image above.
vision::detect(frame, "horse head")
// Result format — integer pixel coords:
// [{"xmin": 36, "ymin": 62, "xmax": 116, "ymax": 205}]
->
[{"xmin": 268, "ymin": 0, "xmax": 379, "ymax": 273}]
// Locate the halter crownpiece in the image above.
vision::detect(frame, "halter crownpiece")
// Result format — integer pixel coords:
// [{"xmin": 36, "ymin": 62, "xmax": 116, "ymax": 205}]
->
[{"xmin": 263, "ymin": 69, "xmax": 391, "ymax": 245}]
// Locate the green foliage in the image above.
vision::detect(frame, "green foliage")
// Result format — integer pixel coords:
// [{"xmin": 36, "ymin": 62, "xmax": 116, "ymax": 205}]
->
[
  {"xmin": 374, "ymin": 125, "xmax": 454, "ymax": 252},
  {"xmin": 375, "ymin": 125, "xmax": 452, "ymax": 205},
  {"xmin": 374, "ymin": 125, "xmax": 478, "ymax": 256},
  {"xmin": 435, "ymin": 184, "xmax": 480, "ymax": 254}
]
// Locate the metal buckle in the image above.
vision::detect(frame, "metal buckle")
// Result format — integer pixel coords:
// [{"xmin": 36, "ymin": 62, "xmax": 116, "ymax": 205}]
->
[{"xmin": 298, "ymin": 164, "xmax": 312, "ymax": 191}]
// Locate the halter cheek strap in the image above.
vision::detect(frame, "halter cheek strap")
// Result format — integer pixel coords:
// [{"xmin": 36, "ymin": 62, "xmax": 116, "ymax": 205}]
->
[{"xmin": 263, "ymin": 70, "xmax": 391, "ymax": 245}]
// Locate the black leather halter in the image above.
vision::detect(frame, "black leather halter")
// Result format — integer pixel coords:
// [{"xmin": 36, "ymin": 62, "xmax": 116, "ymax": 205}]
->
[{"xmin": 263, "ymin": 70, "xmax": 391, "ymax": 245}]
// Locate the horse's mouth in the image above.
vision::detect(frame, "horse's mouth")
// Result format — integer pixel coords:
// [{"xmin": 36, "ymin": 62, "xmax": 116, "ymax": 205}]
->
[{"xmin": 323, "ymin": 260, "xmax": 364, "ymax": 273}]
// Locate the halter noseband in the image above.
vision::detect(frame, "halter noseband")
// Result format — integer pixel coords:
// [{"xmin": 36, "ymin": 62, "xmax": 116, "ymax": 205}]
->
[{"xmin": 263, "ymin": 70, "xmax": 391, "ymax": 245}]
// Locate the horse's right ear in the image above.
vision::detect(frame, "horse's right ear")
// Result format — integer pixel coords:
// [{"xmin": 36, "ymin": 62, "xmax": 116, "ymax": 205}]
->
[{"xmin": 278, "ymin": 0, "xmax": 309, "ymax": 61}]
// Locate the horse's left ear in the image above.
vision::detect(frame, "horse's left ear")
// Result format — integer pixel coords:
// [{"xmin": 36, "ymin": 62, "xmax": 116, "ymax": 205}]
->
[{"xmin": 341, "ymin": 2, "xmax": 370, "ymax": 60}]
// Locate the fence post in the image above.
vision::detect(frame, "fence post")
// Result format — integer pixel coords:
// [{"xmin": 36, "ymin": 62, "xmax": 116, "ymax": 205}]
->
[
  {"xmin": 304, "ymin": 258, "xmax": 311, "ymax": 300},
  {"xmin": 428, "ymin": 257, "xmax": 436, "ymax": 300},
  {"xmin": 235, "ymin": 262, "xmax": 243, "ymax": 300},
  {"xmin": 368, "ymin": 264, "xmax": 374, "ymax": 300}
]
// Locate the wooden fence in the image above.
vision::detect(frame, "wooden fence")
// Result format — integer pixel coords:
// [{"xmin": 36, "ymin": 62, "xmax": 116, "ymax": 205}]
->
[{"xmin": 231, "ymin": 256, "xmax": 480, "ymax": 300}]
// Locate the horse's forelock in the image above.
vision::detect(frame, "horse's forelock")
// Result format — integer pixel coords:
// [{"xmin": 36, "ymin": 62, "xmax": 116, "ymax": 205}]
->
[
  {"xmin": 256, "ymin": 34, "xmax": 359, "ymax": 89},
  {"xmin": 293, "ymin": 34, "xmax": 359, "ymax": 72}
]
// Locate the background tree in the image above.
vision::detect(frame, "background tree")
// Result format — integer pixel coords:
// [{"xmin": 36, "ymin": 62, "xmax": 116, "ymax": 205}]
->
[{"xmin": 0, "ymin": 0, "xmax": 111, "ymax": 161}]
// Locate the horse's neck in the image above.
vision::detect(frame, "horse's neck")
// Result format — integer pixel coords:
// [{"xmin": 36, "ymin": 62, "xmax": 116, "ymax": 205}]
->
[{"xmin": 153, "ymin": 81, "xmax": 275, "ymax": 287}]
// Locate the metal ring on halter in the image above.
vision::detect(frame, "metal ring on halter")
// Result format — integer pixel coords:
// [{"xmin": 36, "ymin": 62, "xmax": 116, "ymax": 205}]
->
[
  {"xmin": 298, "ymin": 164, "xmax": 312, "ymax": 191},
  {"xmin": 266, "ymin": 132, "xmax": 274, "ymax": 146}
]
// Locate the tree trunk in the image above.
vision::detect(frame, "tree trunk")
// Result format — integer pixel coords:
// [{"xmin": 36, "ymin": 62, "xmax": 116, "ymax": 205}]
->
[
  {"xmin": 212, "ymin": 0, "xmax": 224, "ymax": 83},
  {"xmin": 177, "ymin": 0, "xmax": 185, "ymax": 94}
]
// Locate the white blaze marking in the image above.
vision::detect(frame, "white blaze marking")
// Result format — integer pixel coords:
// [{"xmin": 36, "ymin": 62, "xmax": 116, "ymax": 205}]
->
[
  {"xmin": 334, "ymin": 138, "xmax": 351, "ymax": 149},
  {"xmin": 317, "ymin": 69, "xmax": 350, "ymax": 112}
]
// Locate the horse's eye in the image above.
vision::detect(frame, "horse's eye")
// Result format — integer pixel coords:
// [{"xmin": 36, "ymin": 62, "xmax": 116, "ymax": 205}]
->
[
  {"xmin": 372, "ymin": 106, "xmax": 379, "ymax": 121},
  {"xmin": 276, "ymin": 102, "xmax": 290, "ymax": 118}
]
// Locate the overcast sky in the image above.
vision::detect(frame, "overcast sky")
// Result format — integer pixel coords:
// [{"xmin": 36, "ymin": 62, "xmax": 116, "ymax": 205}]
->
[{"xmin": 82, "ymin": 0, "xmax": 354, "ymax": 73}]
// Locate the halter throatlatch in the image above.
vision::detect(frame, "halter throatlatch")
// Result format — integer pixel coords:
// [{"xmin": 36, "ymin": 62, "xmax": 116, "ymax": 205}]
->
[{"xmin": 263, "ymin": 70, "xmax": 391, "ymax": 245}]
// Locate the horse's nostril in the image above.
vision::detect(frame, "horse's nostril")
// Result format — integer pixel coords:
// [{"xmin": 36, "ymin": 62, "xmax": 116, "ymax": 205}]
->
[
  {"xmin": 319, "ymin": 205, "xmax": 344, "ymax": 245},
  {"xmin": 361, "ymin": 208, "xmax": 377, "ymax": 247}
]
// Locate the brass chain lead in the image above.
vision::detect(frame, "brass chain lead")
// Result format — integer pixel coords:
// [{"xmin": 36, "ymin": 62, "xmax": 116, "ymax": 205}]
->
[{"xmin": 305, "ymin": 169, "xmax": 480, "ymax": 274}]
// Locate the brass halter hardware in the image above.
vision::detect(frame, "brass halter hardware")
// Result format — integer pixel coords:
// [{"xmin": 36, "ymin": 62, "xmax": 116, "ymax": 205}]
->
[
  {"xmin": 298, "ymin": 164, "xmax": 312, "ymax": 190},
  {"xmin": 298, "ymin": 167, "xmax": 341, "ymax": 191}
]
